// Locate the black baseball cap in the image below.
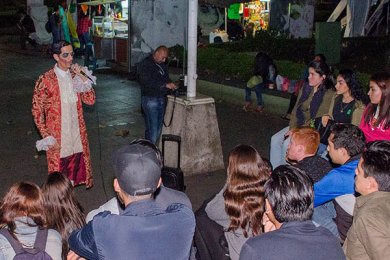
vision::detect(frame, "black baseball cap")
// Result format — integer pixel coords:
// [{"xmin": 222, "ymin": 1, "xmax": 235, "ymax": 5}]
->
[{"xmin": 113, "ymin": 143, "xmax": 161, "ymax": 196}]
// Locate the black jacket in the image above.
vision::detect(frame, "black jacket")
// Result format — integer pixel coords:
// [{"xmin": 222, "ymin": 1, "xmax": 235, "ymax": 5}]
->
[{"xmin": 138, "ymin": 55, "xmax": 171, "ymax": 98}]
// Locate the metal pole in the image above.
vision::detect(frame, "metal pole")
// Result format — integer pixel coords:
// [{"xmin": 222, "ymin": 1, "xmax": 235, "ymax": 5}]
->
[
  {"xmin": 187, "ymin": 0, "xmax": 198, "ymax": 98},
  {"xmin": 128, "ymin": 0, "xmax": 131, "ymax": 73}
]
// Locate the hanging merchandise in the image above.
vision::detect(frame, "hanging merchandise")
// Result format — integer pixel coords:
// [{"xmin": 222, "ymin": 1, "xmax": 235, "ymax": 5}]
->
[
  {"xmin": 228, "ymin": 3, "xmax": 241, "ymax": 20},
  {"xmin": 69, "ymin": 0, "xmax": 77, "ymax": 14},
  {"xmin": 67, "ymin": 10, "xmax": 80, "ymax": 48}
]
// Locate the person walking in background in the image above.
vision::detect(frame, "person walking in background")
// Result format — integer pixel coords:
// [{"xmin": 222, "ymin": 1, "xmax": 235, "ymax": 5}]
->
[
  {"xmin": 138, "ymin": 45, "xmax": 176, "ymax": 144},
  {"xmin": 42, "ymin": 172, "xmax": 85, "ymax": 259},
  {"xmin": 32, "ymin": 41, "xmax": 96, "ymax": 188},
  {"xmin": 77, "ymin": 6, "xmax": 92, "ymax": 56},
  {"xmin": 0, "ymin": 182, "xmax": 62, "ymax": 259},
  {"xmin": 359, "ymin": 71, "xmax": 390, "ymax": 142},
  {"xmin": 49, "ymin": 5, "xmax": 63, "ymax": 44}
]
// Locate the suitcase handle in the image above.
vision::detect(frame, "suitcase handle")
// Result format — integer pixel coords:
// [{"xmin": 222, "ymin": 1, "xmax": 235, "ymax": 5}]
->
[
  {"xmin": 162, "ymin": 134, "xmax": 181, "ymax": 143},
  {"xmin": 162, "ymin": 134, "xmax": 181, "ymax": 168}
]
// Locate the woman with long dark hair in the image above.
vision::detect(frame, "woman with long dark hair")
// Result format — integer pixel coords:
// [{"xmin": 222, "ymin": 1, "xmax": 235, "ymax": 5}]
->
[
  {"xmin": 205, "ymin": 145, "xmax": 270, "ymax": 260},
  {"xmin": 359, "ymin": 72, "xmax": 390, "ymax": 142},
  {"xmin": 316, "ymin": 69, "xmax": 369, "ymax": 155},
  {"xmin": 0, "ymin": 182, "xmax": 62, "ymax": 259},
  {"xmin": 270, "ymin": 60, "xmax": 335, "ymax": 168},
  {"xmin": 322, "ymin": 69, "xmax": 368, "ymax": 126},
  {"xmin": 42, "ymin": 173, "xmax": 85, "ymax": 259}
]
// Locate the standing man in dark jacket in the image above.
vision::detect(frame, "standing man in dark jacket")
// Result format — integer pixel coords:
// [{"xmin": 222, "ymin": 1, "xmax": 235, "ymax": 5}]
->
[{"xmin": 138, "ymin": 46, "xmax": 176, "ymax": 144}]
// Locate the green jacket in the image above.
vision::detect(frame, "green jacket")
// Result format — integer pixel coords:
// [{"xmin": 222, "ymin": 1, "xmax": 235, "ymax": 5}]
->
[
  {"xmin": 344, "ymin": 191, "xmax": 390, "ymax": 260},
  {"xmin": 289, "ymin": 86, "xmax": 335, "ymax": 129}
]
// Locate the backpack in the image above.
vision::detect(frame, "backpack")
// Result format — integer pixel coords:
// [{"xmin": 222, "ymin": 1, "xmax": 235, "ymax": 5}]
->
[
  {"xmin": 45, "ymin": 20, "xmax": 52, "ymax": 33},
  {"xmin": 0, "ymin": 228, "xmax": 53, "ymax": 260}
]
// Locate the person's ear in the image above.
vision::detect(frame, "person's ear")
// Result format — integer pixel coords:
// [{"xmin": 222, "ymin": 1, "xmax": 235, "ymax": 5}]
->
[
  {"xmin": 367, "ymin": 176, "xmax": 379, "ymax": 191},
  {"xmin": 113, "ymin": 178, "xmax": 121, "ymax": 193},
  {"xmin": 53, "ymin": 53, "xmax": 59, "ymax": 62},
  {"xmin": 297, "ymin": 144, "xmax": 305, "ymax": 154},
  {"xmin": 157, "ymin": 177, "xmax": 162, "ymax": 188}
]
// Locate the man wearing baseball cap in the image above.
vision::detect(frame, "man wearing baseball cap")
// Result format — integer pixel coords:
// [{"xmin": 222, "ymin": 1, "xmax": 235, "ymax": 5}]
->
[{"xmin": 69, "ymin": 142, "xmax": 195, "ymax": 259}]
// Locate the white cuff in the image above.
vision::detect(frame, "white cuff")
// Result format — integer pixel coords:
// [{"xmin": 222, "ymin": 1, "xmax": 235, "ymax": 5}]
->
[
  {"xmin": 73, "ymin": 67, "xmax": 96, "ymax": 93},
  {"xmin": 36, "ymin": 136, "xmax": 56, "ymax": 151}
]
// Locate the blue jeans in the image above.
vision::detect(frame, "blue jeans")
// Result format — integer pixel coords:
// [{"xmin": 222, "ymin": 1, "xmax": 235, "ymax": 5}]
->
[
  {"xmin": 141, "ymin": 96, "xmax": 166, "ymax": 145},
  {"xmin": 270, "ymin": 126, "xmax": 290, "ymax": 168},
  {"xmin": 78, "ymin": 32, "xmax": 90, "ymax": 53},
  {"xmin": 313, "ymin": 201, "xmax": 339, "ymax": 238},
  {"xmin": 244, "ymin": 83, "xmax": 265, "ymax": 106}
]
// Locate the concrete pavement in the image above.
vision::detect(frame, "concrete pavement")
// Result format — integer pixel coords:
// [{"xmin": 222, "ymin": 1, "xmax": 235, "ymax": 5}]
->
[{"xmin": 0, "ymin": 42, "xmax": 289, "ymax": 212}]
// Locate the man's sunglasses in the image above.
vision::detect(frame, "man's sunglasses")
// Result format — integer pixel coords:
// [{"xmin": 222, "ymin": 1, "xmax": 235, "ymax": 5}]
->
[{"xmin": 61, "ymin": 52, "xmax": 75, "ymax": 58}]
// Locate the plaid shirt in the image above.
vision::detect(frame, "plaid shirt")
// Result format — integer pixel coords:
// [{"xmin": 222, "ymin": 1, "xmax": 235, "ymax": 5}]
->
[{"xmin": 77, "ymin": 16, "xmax": 92, "ymax": 35}]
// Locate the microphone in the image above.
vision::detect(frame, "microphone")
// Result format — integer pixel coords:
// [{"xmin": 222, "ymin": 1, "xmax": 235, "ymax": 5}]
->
[{"xmin": 71, "ymin": 64, "xmax": 95, "ymax": 83}]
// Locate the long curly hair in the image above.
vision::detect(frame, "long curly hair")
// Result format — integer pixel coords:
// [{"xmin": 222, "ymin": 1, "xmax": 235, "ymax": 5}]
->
[
  {"xmin": 338, "ymin": 69, "xmax": 369, "ymax": 104},
  {"xmin": 42, "ymin": 173, "xmax": 85, "ymax": 257},
  {"xmin": 363, "ymin": 72, "xmax": 390, "ymax": 129},
  {"xmin": 0, "ymin": 182, "xmax": 46, "ymax": 232},
  {"xmin": 223, "ymin": 145, "xmax": 270, "ymax": 237}
]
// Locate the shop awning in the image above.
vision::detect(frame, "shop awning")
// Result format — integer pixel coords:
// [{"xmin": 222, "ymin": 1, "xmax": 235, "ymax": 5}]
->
[
  {"xmin": 78, "ymin": 0, "xmax": 124, "ymax": 6},
  {"xmin": 199, "ymin": 0, "xmax": 253, "ymax": 8}
]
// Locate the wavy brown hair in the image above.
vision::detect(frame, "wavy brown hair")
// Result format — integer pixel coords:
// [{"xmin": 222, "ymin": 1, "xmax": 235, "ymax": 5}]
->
[
  {"xmin": 223, "ymin": 145, "xmax": 270, "ymax": 237},
  {"xmin": 363, "ymin": 72, "xmax": 390, "ymax": 129},
  {"xmin": 0, "ymin": 182, "xmax": 46, "ymax": 233},
  {"xmin": 42, "ymin": 173, "xmax": 85, "ymax": 257}
]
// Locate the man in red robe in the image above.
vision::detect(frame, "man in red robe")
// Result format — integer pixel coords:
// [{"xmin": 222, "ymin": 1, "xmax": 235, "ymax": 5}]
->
[{"xmin": 32, "ymin": 41, "xmax": 96, "ymax": 188}]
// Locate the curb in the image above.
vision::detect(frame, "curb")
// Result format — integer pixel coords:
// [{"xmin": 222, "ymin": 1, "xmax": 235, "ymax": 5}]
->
[{"xmin": 171, "ymin": 74, "xmax": 290, "ymax": 116}]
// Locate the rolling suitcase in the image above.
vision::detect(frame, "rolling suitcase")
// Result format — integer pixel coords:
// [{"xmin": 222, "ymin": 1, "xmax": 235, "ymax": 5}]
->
[{"xmin": 161, "ymin": 134, "xmax": 185, "ymax": 191}]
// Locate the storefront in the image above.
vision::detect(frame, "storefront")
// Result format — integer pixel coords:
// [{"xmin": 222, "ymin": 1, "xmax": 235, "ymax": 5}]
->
[
  {"xmin": 242, "ymin": 0, "xmax": 270, "ymax": 31},
  {"xmin": 79, "ymin": 0, "xmax": 128, "ymax": 67},
  {"xmin": 227, "ymin": 0, "xmax": 270, "ymax": 37}
]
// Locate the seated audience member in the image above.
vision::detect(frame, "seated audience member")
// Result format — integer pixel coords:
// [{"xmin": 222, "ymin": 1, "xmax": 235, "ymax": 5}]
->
[
  {"xmin": 313, "ymin": 124, "xmax": 365, "ymax": 239},
  {"xmin": 69, "ymin": 142, "xmax": 195, "ymax": 259},
  {"xmin": 198, "ymin": 145, "xmax": 270, "ymax": 260},
  {"xmin": 344, "ymin": 141, "xmax": 390, "ymax": 259},
  {"xmin": 0, "ymin": 182, "xmax": 62, "ymax": 259},
  {"xmin": 86, "ymin": 139, "xmax": 191, "ymax": 222},
  {"xmin": 42, "ymin": 172, "xmax": 85, "ymax": 259},
  {"xmin": 359, "ymin": 71, "xmax": 390, "ymax": 142},
  {"xmin": 282, "ymin": 54, "xmax": 327, "ymax": 120},
  {"xmin": 317, "ymin": 69, "xmax": 368, "ymax": 155},
  {"xmin": 240, "ymin": 165, "xmax": 345, "ymax": 260},
  {"xmin": 270, "ymin": 60, "xmax": 335, "ymax": 168},
  {"xmin": 243, "ymin": 52, "xmax": 277, "ymax": 112},
  {"xmin": 287, "ymin": 127, "xmax": 333, "ymax": 182}
]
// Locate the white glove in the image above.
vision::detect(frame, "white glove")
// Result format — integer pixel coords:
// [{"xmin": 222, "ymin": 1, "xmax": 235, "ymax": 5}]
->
[{"xmin": 36, "ymin": 136, "xmax": 57, "ymax": 151}]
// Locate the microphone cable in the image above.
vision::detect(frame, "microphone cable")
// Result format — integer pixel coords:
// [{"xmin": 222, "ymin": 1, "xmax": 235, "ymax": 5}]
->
[{"xmin": 86, "ymin": 66, "xmax": 109, "ymax": 202}]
